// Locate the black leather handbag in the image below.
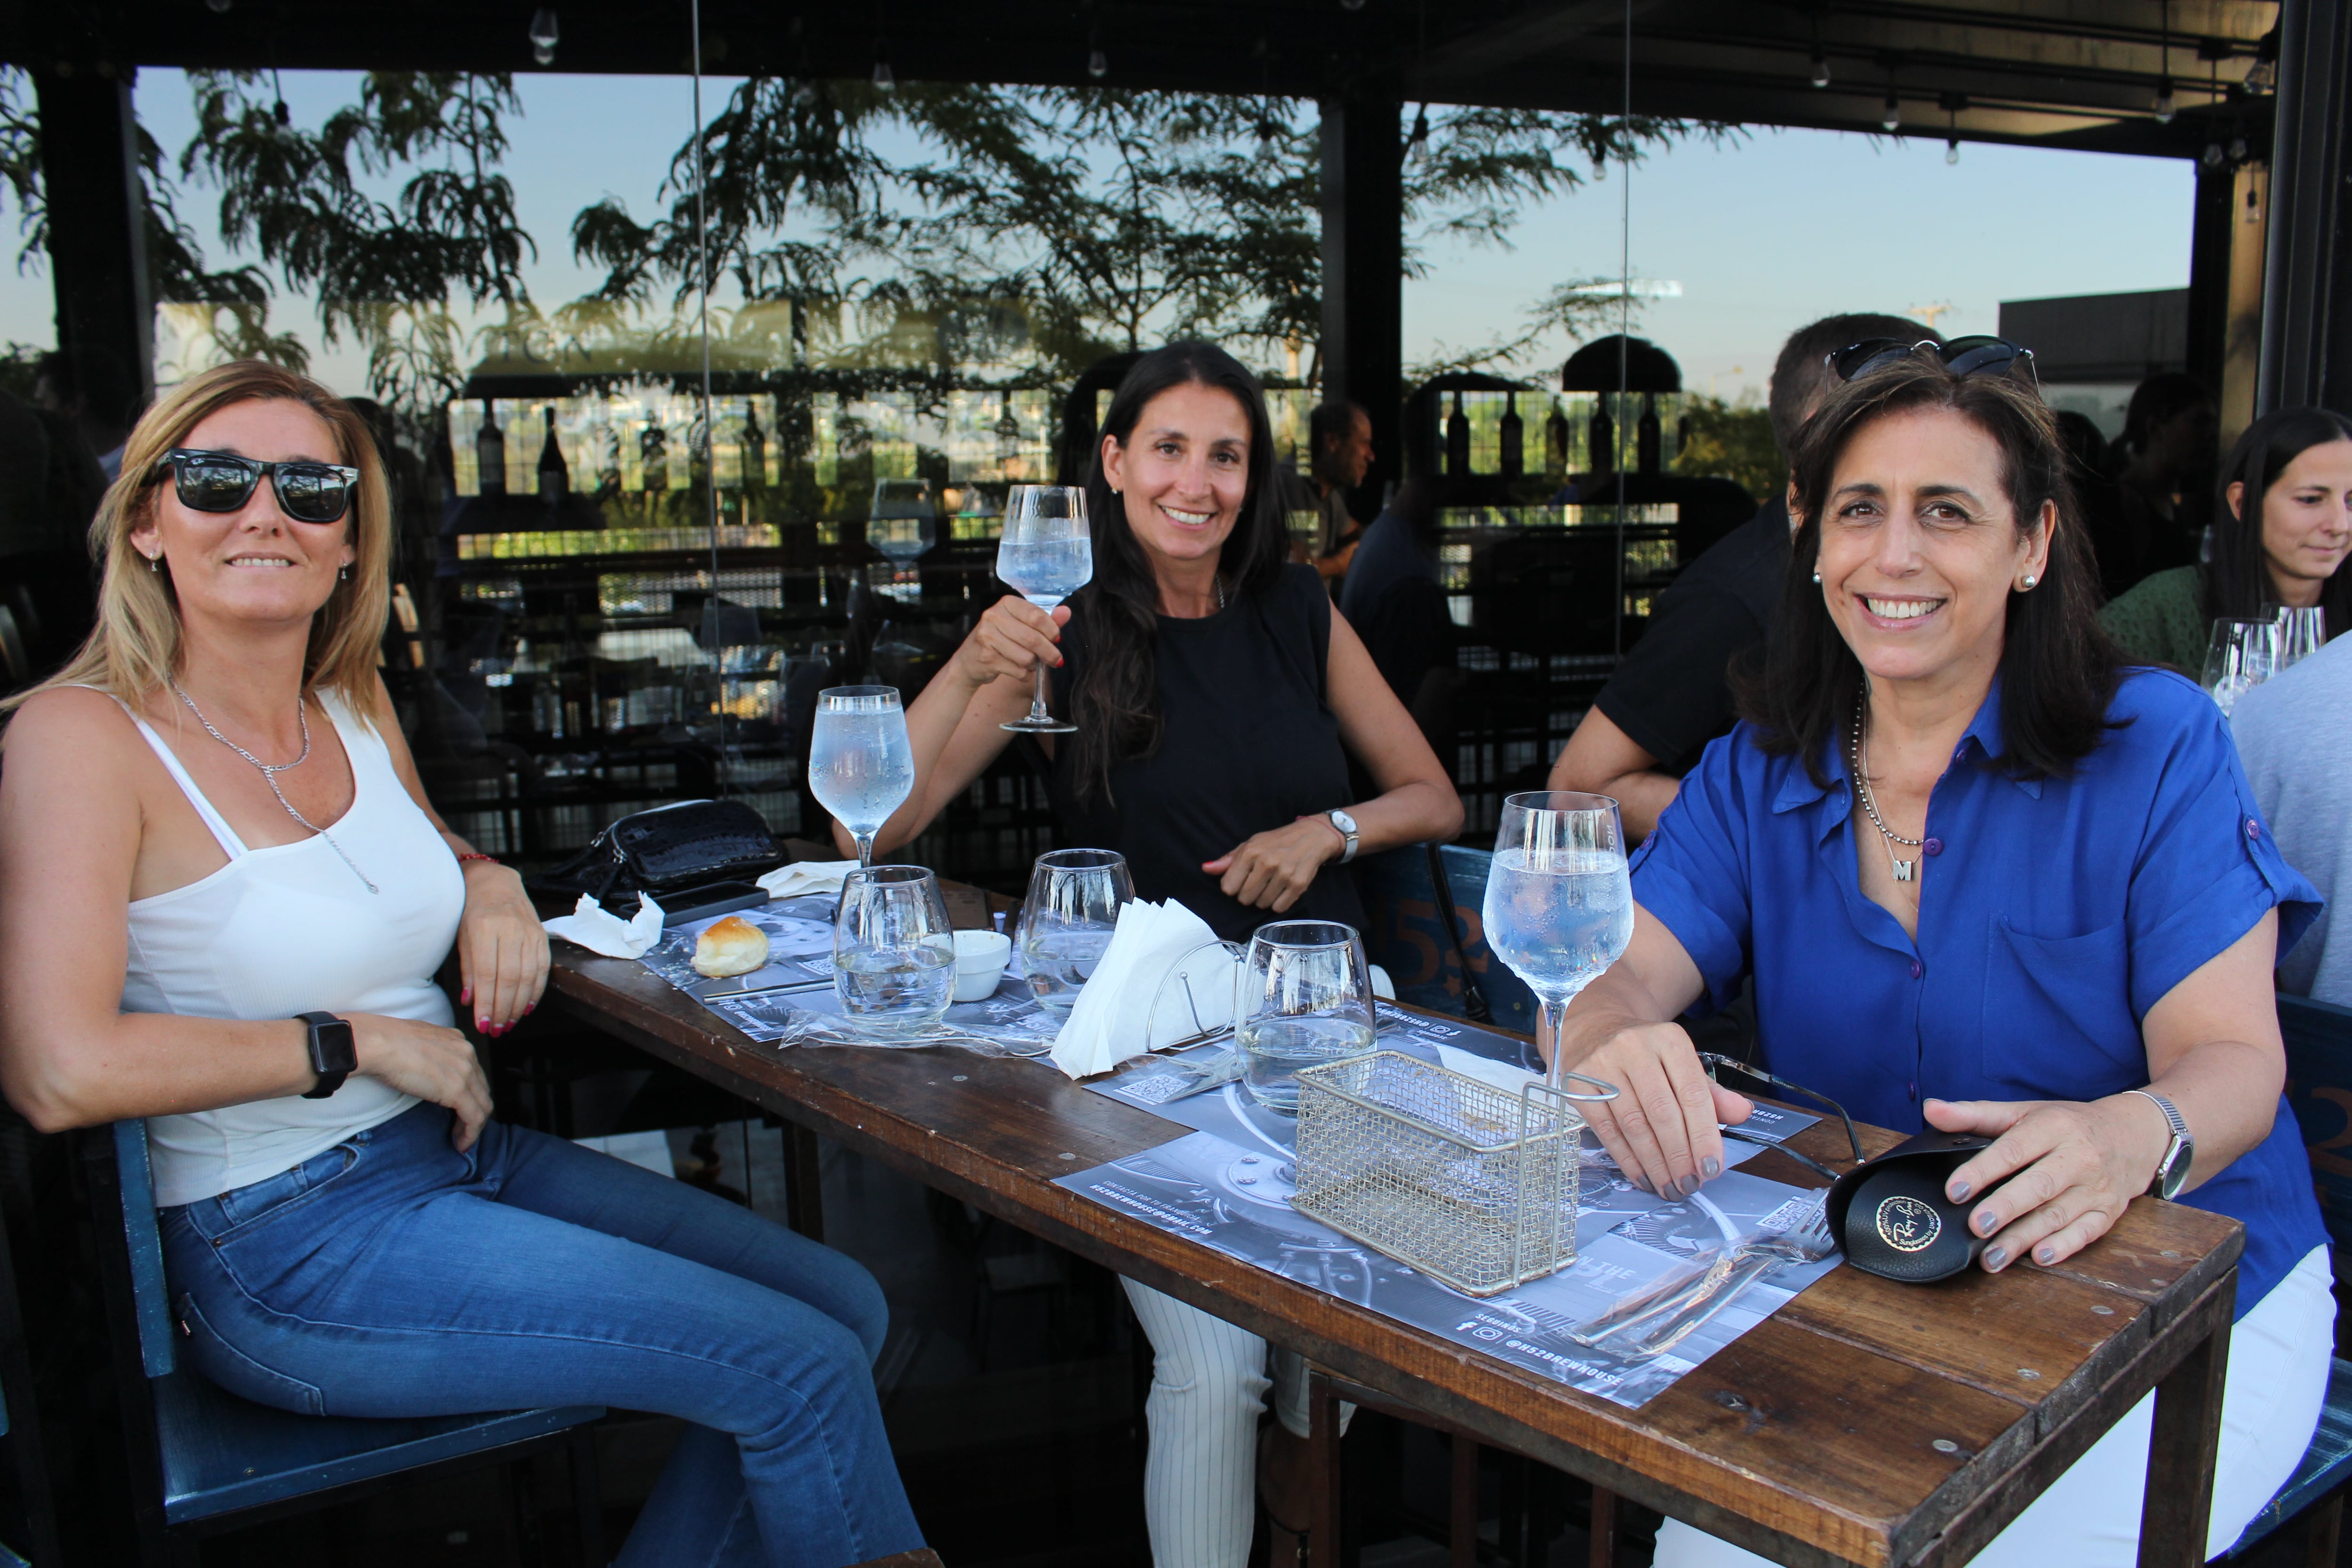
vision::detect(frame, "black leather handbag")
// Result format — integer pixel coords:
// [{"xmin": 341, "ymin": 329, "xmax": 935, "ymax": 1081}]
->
[{"xmin": 531, "ymin": 799, "xmax": 786, "ymax": 907}]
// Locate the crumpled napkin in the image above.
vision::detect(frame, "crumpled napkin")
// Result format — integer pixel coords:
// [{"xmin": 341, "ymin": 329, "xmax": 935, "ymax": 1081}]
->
[
  {"xmin": 757, "ymin": 860, "xmax": 859, "ymax": 899},
  {"xmin": 1049, "ymin": 898, "xmax": 1232, "ymax": 1080},
  {"xmin": 544, "ymin": 892, "xmax": 666, "ymax": 958}
]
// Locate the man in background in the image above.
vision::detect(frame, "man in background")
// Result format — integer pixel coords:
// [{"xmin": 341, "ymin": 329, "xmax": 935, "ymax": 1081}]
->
[
  {"xmin": 2232, "ymin": 635, "xmax": 2351, "ymax": 1007},
  {"xmin": 1545, "ymin": 312, "xmax": 1939, "ymax": 839},
  {"xmin": 1282, "ymin": 399, "xmax": 1375, "ymax": 583}
]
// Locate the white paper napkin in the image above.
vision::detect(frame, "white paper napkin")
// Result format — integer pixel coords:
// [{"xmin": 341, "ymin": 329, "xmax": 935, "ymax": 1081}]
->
[
  {"xmin": 1049, "ymin": 899, "xmax": 1232, "ymax": 1079},
  {"xmin": 544, "ymin": 892, "xmax": 666, "ymax": 958},
  {"xmin": 756, "ymin": 860, "xmax": 860, "ymax": 899},
  {"xmin": 1437, "ymin": 1043, "xmax": 1541, "ymax": 1095}
]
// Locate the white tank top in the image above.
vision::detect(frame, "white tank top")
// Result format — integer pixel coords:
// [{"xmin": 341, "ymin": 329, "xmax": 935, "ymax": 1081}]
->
[{"xmin": 109, "ymin": 691, "xmax": 466, "ymax": 1207}]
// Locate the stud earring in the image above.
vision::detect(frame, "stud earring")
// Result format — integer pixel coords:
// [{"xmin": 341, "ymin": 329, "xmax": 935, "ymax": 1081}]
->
[
  {"xmin": 2020, "ymin": 573, "xmax": 2037, "ymax": 589},
  {"xmin": 148, "ymin": 553, "xmax": 160, "ymax": 573},
  {"xmin": 1812, "ymin": 570, "xmax": 1823, "ymax": 585}
]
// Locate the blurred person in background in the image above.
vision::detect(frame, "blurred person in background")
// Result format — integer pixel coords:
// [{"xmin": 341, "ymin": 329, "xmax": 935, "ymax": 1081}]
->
[
  {"xmin": 1279, "ymin": 399, "xmax": 1373, "ymax": 583},
  {"xmin": 2233, "ymin": 632, "xmax": 2352, "ymax": 1008},
  {"xmin": 2103, "ymin": 407, "xmax": 2352, "ymax": 671},
  {"xmin": 2099, "ymin": 371, "xmax": 2218, "ymax": 591},
  {"xmin": 1336, "ymin": 473, "xmax": 1454, "ymax": 748},
  {"xmin": 1547, "ymin": 312, "xmax": 1937, "ymax": 841},
  {"xmin": 34, "ymin": 346, "xmax": 140, "ymax": 482}
]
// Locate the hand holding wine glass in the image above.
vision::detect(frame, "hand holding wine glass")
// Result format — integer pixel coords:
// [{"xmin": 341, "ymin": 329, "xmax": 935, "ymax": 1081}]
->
[
  {"xmin": 1482, "ymin": 791, "xmax": 1636, "ymax": 1090},
  {"xmin": 996, "ymin": 485, "xmax": 1093, "ymax": 734}
]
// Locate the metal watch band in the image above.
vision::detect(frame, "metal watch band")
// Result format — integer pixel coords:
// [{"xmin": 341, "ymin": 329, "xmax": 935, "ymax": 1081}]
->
[
  {"xmin": 297, "ymin": 1011, "xmax": 356, "ymax": 1100},
  {"xmin": 2127, "ymin": 1089, "xmax": 2192, "ymax": 1197}
]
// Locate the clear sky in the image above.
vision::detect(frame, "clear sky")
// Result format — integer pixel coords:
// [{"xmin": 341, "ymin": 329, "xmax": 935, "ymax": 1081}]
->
[{"xmin": 0, "ymin": 70, "xmax": 2196, "ymax": 406}]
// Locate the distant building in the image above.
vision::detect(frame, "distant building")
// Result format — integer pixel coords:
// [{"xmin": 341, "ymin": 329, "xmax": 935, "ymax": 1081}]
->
[{"xmin": 1997, "ymin": 288, "xmax": 2188, "ymax": 438}]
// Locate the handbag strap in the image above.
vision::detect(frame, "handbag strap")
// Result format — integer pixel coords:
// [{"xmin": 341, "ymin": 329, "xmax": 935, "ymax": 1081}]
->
[{"xmin": 1424, "ymin": 843, "xmax": 1493, "ymax": 1025}]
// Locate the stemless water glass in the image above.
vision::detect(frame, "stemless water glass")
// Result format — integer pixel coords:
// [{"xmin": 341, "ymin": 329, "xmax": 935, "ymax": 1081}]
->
[
  {"xmin": 2274, "ymin": 605, "xmax": 2328, "ymax": 672},
  {"xmin": 2202, "ymin": 618, "xmax": 2283, "ymax": 716},
  {"xmin": 1234, "ymin": 920, "xmax": 1377, "ymax": 1113},
  {"xmin": 808, "ymin": 686, "xmax": 915, "ymax": 868},
  {"xmin": 1483, "ymin": 791, "xmax": 1636, "ymax": 1089},
  {"xmin": 833, "ymin": 865, "xmax": 956, "ymax": 1039},
  {"xmin": 1017, "ymin": 848, "xmax": 1133, "ymax": 1012},
  {"xmin": 996, "ymin": 484, "xmax": 1093, "ymax": 734}
]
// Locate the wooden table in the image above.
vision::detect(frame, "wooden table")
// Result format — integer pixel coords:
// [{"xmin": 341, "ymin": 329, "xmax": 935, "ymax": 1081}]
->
[{"xmin": 548, "ymin": 939, "xmax": 2241, "ymax": 1568}]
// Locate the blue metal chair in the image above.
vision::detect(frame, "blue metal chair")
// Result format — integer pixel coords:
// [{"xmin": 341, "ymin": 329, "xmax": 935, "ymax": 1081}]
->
[
  {"xmin": 2217, "ymin": 992, "xmax": 2352, "ymax": 1562},
  {"xmin": 91, "ymin": 1121, "xmax": 607, "ymax": 1568},
  {"xmin": 1429, "ymin": 845, "xmax": 1540, "ymax": 1035}
]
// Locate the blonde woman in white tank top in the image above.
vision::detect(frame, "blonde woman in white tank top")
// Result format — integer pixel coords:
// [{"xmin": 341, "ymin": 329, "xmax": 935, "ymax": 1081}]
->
[{"xmin": 0, "ymin": 364, "xmax": 924, "ymax": 1568}]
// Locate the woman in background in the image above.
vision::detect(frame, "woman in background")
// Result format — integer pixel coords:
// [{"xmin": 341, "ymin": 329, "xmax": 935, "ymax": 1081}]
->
[{"xmin": 2103, "ymin": 406, "xmax": 2352, "ymax": 670}]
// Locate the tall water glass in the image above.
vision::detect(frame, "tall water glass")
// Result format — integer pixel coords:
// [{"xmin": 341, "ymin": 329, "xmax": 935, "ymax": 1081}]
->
[
  {"xmin": 833, "ymin": 865, "xmax": 956, "ymax": 1038},
  {"xmin": 2201, "ymin": 618, "xmax": 2282, "ymax": 716},
  {"xmin": 2274, "ymin": 605, "xmax": 2328, "ymax": 671},
  {"xmin": 809, "ymin": 686, "xmax": 915, "ymax": 868},
  {"xmin": 996, "ymin": 485, "xmax": 1093, "ymax": 734},
  {"xmin": 1018, "ymin": 848, "xmax": 1133, "ymax": 1012},
  {"xmin": 1234, "ymin": 920, "xmax": 1376, "ymax": 1114},
  {"xmin": 1483, "ymin": 791, "xmax": 1636, "ymax": 1089}
]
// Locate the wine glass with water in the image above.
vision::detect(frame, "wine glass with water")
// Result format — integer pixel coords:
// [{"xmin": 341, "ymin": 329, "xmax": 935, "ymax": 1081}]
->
[
  {"xmin": 996, "ymin": 485, "xmax": 1093, "ymax": 734},
  {"xmin": 808, "ymin": 686, "xmax": 915, "ymax": 868},
  {"xmin": 1482, "ymin": 791, "xmax": 1636, "ymax": 1088}
]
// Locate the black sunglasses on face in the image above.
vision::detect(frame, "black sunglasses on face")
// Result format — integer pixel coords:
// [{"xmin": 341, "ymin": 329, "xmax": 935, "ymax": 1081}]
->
[
  {"xmin": 151, "ymin": 448, "xmax": 359, "ymax": 525},
  {"xmin": 1824, "ymin": 334, "xmax": 2038, "ymax": 388}
]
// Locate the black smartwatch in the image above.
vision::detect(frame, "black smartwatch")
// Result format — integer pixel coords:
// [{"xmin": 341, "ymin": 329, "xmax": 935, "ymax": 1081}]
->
[{"xmin": 298, "ymin": 1011, "xmax": 357, "ymax": 1099}]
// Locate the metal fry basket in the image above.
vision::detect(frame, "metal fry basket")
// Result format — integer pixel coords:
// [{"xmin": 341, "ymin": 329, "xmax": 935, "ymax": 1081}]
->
[{"xmin": 1290, "ymin": 1051, "xmax": 1615, "ymax": 1297}]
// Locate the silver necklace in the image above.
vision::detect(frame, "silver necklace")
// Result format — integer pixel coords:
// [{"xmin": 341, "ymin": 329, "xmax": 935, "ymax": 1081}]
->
[
  {"xmin": 1851, "ymin": 688, "xmax": 1923, "ymax": 884},
  {"xmin": 1215, "ymin": 574, "xmax": 1226, "ymax": 610},
  {"xmin": 170, "ymin": 681, "xmax": 379, "ymax": 894}
]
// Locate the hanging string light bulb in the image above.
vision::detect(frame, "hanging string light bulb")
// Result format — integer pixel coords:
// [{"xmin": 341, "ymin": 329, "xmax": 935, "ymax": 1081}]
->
[
  {"xmin": 1811, "ymin": 52, "xmax": 1832, "ymax": 88},
  {"xmin": 1407, "ymin": 104, "xmax": 1431, "ymax": 163},
  {"xmin": 1946, "ymin": 138, "xmax": 1959, "ymax": 165},
  {"xmin": 1089, "ymin": 45, "xmax": 1108, "ymax": 78},
  {"xmin": 528, "ymin": 8, "xmax": 559, "ymax": 65},
  {"xmin": 873, "ymin": 40, "xmax": 895, "ymax": 90},
  {"xmin": 2153, "ymin": 78, "xmax": 2177, "ymax": 122},
  {"xmin": 1255, "ymin": 114, "xmax": 1281, "ymax": 162},
  {"xmin": 2201, "ymin": 141, "xmax": 2225, "ymax": 167},
  {"xmin": 271, "ymin": 68, "xmax": 291, "ymax": 129},
  {"xmin": 1881, "ymin": 92, "xmax": 1900, "ymax": 133},
  {"xmin": 2152, "ymin": 0, "xmax": 2175, "ymax": 122}
]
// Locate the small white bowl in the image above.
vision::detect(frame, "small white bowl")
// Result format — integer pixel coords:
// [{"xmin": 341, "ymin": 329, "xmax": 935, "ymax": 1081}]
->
[{"xmin": 952, "ymin": 929, "xmax": 1013, "ymax": 1002}]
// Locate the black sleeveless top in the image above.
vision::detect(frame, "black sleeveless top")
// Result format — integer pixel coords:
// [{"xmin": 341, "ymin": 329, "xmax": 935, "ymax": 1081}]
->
[{"xmin": 1049, "ymin": 564, "xmax": 1366, "ymax": 942}]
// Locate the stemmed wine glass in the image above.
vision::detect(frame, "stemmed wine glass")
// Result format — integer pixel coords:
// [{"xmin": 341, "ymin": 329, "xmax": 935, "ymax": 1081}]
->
[
  {"xmin": 2274, "ymin": 605, "xmax": 2328, "ymax": 672},
  {"xmin": 2202, "ymin": 618, "xmax": 2283, "ymax": 716},
  {"xmin": 996, "ymin": 485, "xmax": 1093, "ymax": 734},
  {"xmin": 1482, "ymin": 791, "xmax": 1636, "ymax": 1090},
  {"xmin": 808, "ymin": 686, "xmax": 915, "ymax": 868}
]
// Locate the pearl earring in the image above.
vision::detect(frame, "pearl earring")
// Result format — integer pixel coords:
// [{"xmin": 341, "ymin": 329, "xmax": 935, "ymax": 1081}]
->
[
  {"xmin": 339, "ymin": 565, "xmax": 350, "ymax": 581},
  {"xmin": 148, "ymin": 553, "xmax": 160, "ymax": 573},
  {"xmin": 2021, "ymin": 573, "xmax": 2037, "ymax": 589},
  {"xmin": 1812, "ymin": 570, "xmax": 1823, "ymax": 585}
]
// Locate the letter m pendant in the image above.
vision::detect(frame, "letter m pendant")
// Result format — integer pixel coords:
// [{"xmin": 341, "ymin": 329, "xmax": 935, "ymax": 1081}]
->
[{"xmin": 1892, "ymin": 857, "xmax": 1916, "ymax": 883}]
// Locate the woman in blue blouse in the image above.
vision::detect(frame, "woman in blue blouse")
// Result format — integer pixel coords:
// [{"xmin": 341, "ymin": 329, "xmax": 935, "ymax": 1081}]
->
[{"xmin": 1558, "ymin": 347, "xmax": 2330, "ymax": 1567}]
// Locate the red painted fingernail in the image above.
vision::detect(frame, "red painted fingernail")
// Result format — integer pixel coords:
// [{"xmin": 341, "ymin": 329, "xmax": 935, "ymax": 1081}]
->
[
  {"xmin": 524, "ymin": 1002, "xmax": 534, "ymax": 1015},
  {"xmin": 477, "ymin": 1018, "xmax": 490, "ymax": 1033},
  {"xmin": 461, "ymin": 987, "xmax": 473, "ymax": 1004}
]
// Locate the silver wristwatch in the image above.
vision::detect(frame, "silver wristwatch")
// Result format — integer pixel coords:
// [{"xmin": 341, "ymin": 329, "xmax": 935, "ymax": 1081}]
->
[
  {"xmin": 2128, "ymin": 1089, "xmax": 2193, "ymax": 1200},
  {"xmin": 1326, "ymin": 809, "xmax": 1360, "ymax": 864}
]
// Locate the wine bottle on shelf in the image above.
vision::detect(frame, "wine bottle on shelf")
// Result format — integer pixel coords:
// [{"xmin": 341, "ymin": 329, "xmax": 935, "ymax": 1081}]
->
[
  {"xmin": 475, "ymin": 399, "xmax": 506, "ymax": 497},
  {"xmin": 1545, "ymin": 400, "xmax": 1571, "ymax": 480},
  {"xmin": 1637, "ymin": 392, "xmax": 1662, "ymax": 474},
  {"xmin": 536, "ymin": 406, "xmax": 569, "ymax": 501},
  {"xmin": 1446, "ymin": 390, "xmax": 1471, "ymax": 478},
  {"xmin": 1498, "ymin": 390, "xmax": 1524, "ymax": 478},
  {"xmin": 742, "ymin": 400, "xmax": 768, "ymax": 490},
  {"xmin": 1588, "ymin": 402, "xmax": 1615, "ymax": 479}
]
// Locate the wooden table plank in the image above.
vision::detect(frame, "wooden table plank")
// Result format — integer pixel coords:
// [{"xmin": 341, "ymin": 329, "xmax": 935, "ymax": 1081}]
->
[{"xmin": 546, "ymin": 945, "xmax": 2243, "ymax": 1568}]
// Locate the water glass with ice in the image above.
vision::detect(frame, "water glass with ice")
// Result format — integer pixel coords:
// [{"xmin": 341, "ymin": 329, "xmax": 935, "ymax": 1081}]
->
[
  {"xmin": 833, "ymin": 865, "xmax": 956, "ymax": 1039},
  {"xmin": 996, "ymin": 485, "xmax": 1092, "ymax": 734},
  {"xmin": 809, "ymin": 685, "xmax": 915, "ymax": 868},
  {"xmin": 1483, "ymin": 791, "xmax": 1636, "ymax": 1090},
  {"xmin": 2274, "ymin": 605, "xmax": 2328, "ymax": 672},
  {"xmin": 1235, "ymin": 920, "xmax": 1376, "ymax": 1114},
  {"xmin": 1017, "ymin": 848, "xmax": 1133, "ymax": 1012}
]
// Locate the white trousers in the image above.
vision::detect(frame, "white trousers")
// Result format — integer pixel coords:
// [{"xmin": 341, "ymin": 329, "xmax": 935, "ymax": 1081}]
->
[
  {"xmin": 1123, "ymin": 1277, "xmax": 1353, "ymax": 1568},
  {"xmin": 1654, "ymin": 1244, "xmax": 2337, "ymax": 1568}
]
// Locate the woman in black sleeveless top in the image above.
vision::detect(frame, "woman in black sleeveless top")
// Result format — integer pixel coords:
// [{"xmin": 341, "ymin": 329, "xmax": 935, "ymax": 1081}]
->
[{"xmin": 848, "ymin": 342, "xmax": 1460, "ymax": 1566}]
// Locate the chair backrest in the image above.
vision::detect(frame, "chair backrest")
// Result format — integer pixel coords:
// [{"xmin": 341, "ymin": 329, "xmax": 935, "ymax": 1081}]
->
[
  {"xmin": 1430, "ymin": 846, "xmax": 1540, "ymax": 1035},
  {"xmin": 111, "ymin": 1122, "xmax": 179, "ymax": 1379},
  {"xmin": 1353, "ymin": 845, "xmax": 1470, "ymax": 1017},
  {"xmin": 2280, "ymin": 992, "xmax": 2352, "ymax": 1256}
]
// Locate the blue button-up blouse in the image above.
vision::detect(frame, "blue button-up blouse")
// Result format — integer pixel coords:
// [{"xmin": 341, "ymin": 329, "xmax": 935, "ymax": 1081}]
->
[{"xmin": 1633, "ymin": 667, "xmax": 2327, "ymax": 1314}]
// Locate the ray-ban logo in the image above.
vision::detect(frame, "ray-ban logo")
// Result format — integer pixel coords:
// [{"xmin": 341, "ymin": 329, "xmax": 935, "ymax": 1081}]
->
[{"xmin": 1875, "ymin": 1194, "xmax": 1942, "ymax": 1253}]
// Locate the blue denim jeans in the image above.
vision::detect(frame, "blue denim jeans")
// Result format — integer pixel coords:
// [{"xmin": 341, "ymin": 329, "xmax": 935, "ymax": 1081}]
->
[{"xmin": 158, "ymin": 1102, "xmax": 924, "ymax": 1568}]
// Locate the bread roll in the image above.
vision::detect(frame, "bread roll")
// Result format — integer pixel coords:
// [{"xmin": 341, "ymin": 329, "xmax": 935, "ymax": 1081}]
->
[{"xmin": 692, "ymin": 915, "xmax": 771, "ymax": 978}]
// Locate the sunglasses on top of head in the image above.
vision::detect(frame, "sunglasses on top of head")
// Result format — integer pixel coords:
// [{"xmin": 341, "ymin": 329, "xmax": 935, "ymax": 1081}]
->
[
  {"xmin": 150, "ymin": 448, "xmax": 359, "ymax": 525},
  {"xmin": 1824, "ymin": 335, "xmax": 2038, "ymax": 389}
]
